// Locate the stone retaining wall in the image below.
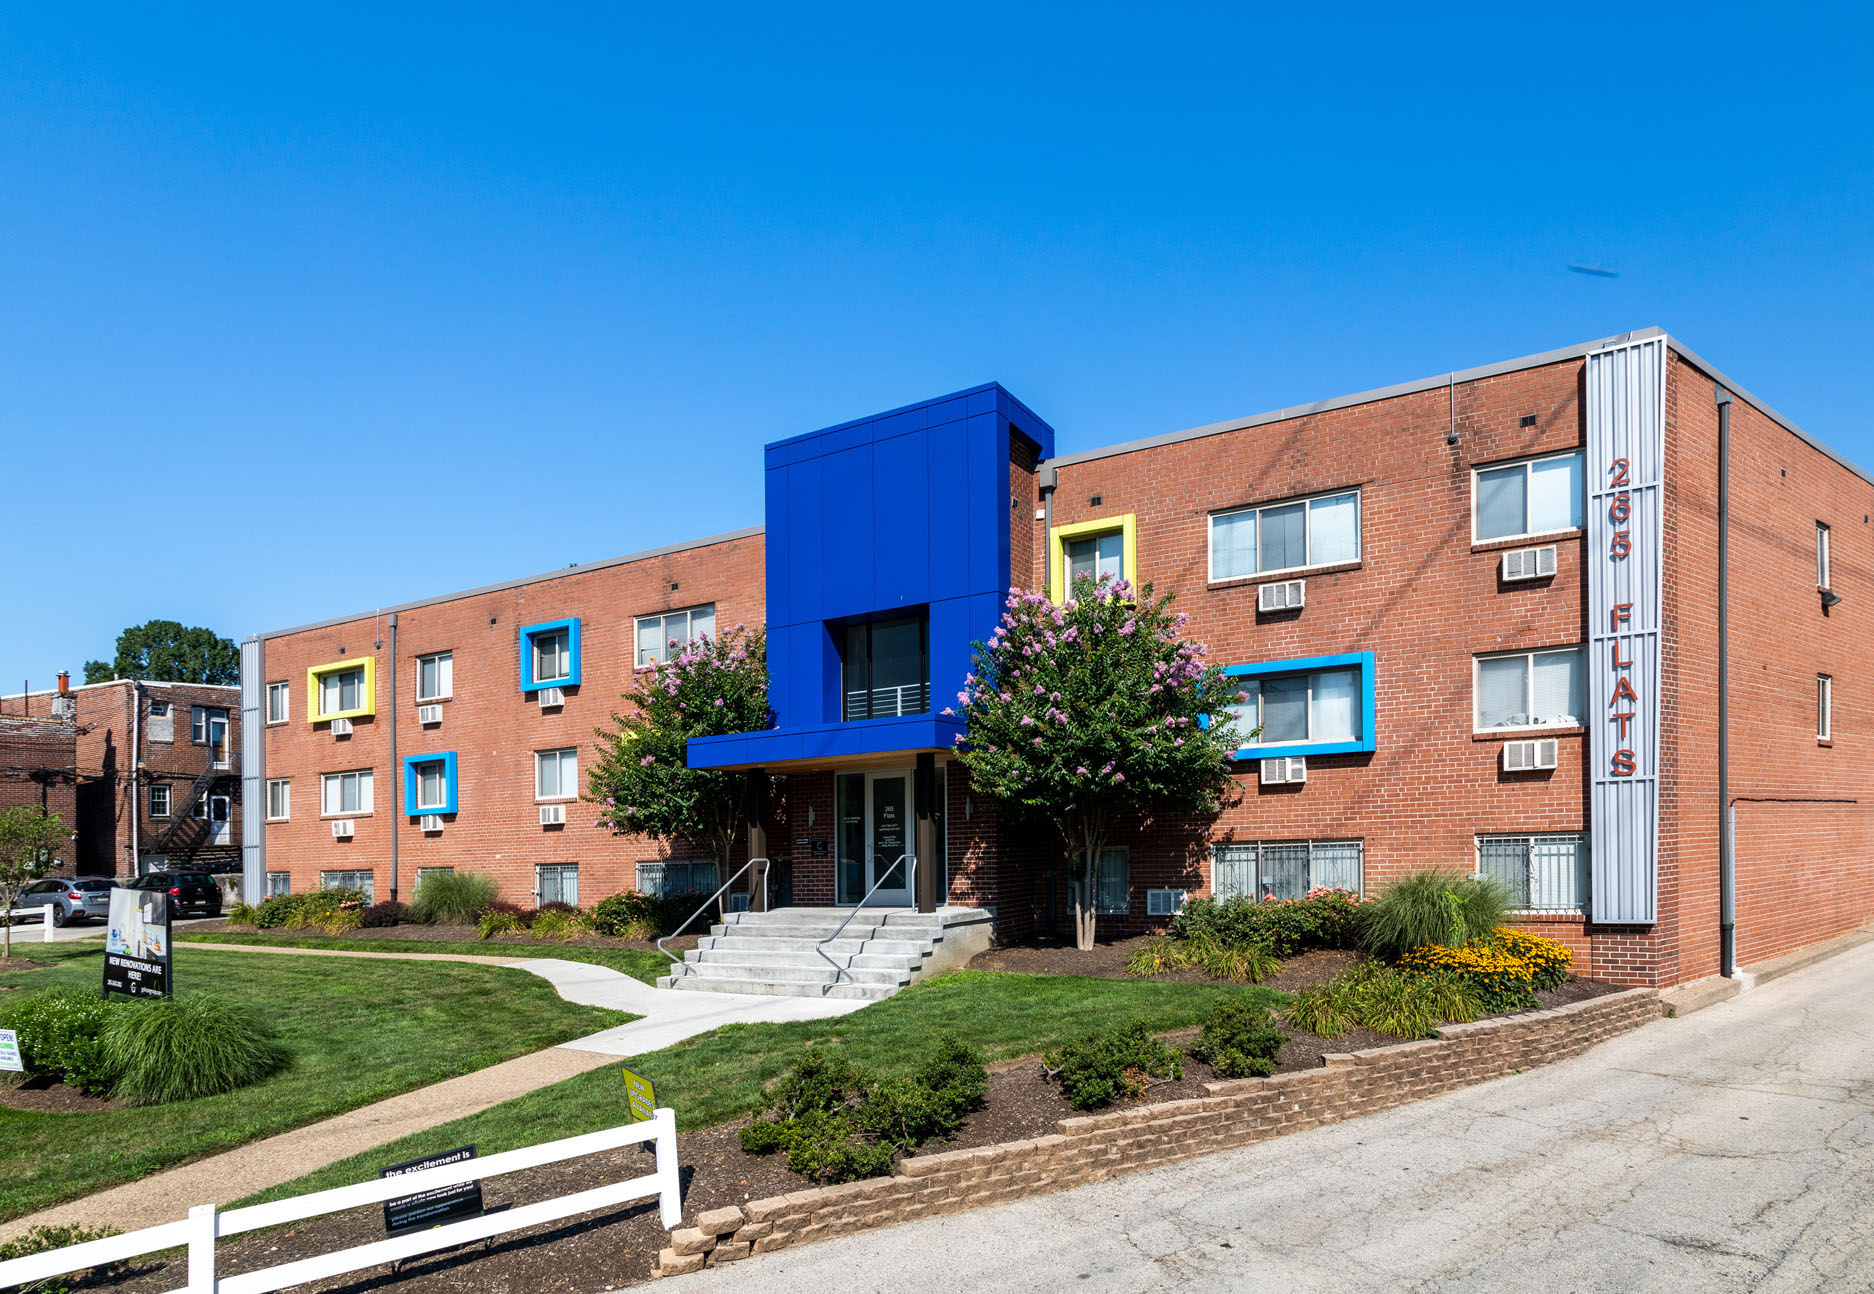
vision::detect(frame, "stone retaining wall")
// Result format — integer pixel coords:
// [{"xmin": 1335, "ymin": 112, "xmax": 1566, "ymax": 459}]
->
[{"xmin": 653, "ymin": 987, "xmax": 1663, "ymax": 1276}]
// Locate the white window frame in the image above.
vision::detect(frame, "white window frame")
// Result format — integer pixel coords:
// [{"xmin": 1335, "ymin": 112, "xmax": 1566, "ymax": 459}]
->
[
  {"xmin": 320, "ymin": 869, "xmax": 375, "ymax": 902},
  {"xmin": 633, "ymin": 604, "xmax": 718, "ymax": 669},
  {"xmin": 321, "ymin": 769, "xmax": 375, "ymax": 817},
  {"xmin": 1207, "ymin": 487, "xmax": 1363, "ymax": 583},
  {"xmin": 535, "ymin": 747, "xmax": 579, "ymax": 802},
  {"xmin": 532, "ymin": 630, "xmax": 572, "ymax": 685},
  {"xmin": 1819, "ymin": 674, "xmax": 1833, "ymax": 741},
  {"xmin": 266, "ymin": 871, "xmax": 290, "ymax": 897},
  {"xmin": 411, "ymin": 760, "xmax": 449, "ymax": 812},
  {"xmin": 318, "ymin": 668, "xmax": 365, "ymax": 717},
  {"xmin": 267, "ymin": 778, "xmax": 290, "ymax": 821},
  {"xmin": 1471, "ymin": 450, "xmax": 1585, "ymax": 544},
  {"xmin": 1817, "ymin": 522, "xmax": 1831, "ymax": 589},
  {"xmin": 1211, "ymin": 839, "xmax": 1366, "ymax": 900},
  {"xmin": 266, "ymin": 682, "xmax": 289, "ymax": 725},
  {"xmin": 1224, "ymin": 667, "xmax": 1363, "ymax": 749},
  {"xmin": 148, "ymin": 784, "xmax": 171, "ymax": 818},
  {"xmin": 191, "ymin": 705, "xmax": 229, "ymax": 745},
  {"xmin": 1472, "ymin": 646, "xmax": 1585, "ymax": 734},
  {"xmin": 1475, "ymin": 833, "xmax": 1590, "ymax": 914},
  {"xmin": 416, "ymin": 652, "xmax": 454, "ymax": 702}
]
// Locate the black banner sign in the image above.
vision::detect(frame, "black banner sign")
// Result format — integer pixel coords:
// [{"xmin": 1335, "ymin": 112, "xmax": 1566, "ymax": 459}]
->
[{"xmin": 382, "ymin": 1145, "xmax": 484, "ymax": 1236}]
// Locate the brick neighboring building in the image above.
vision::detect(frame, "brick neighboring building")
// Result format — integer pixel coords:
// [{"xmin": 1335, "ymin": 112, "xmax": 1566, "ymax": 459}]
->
[
  {"xmin": 244, "ymin": 328, "xmax": 1874, "ymax": 987},
  {"xmin": 1, "ymin": 676, "xmax": 242, "ymax": 878},
  {"xmin": 0, "ymin": 713, "xmax": 80, "ymax": 873}
]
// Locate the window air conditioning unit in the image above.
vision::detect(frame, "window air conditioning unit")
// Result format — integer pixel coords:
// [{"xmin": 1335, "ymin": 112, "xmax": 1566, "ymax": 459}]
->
[
  {"xmin": 1501, "ymin": 545, "xmax": 1559, "ymax": 582},
  {"xmin": 1146, "ymin": 888, "xmax": 1186, "ymax": 917},
  {"xmin": 417, "ymin": 704, "xmax": 443, "ymax": 725},
  {"xmin": 330, "ymin": 717, "xmax": 353, "ymax": 737},
  {"xmin": 1502, "ymin": 738, "xmax": 1560, "ymax": 772},
  {"xmin": 330, "ymin": 819, "xmax": 354, "ymax": 839},
  {"xmin": 539, "ymin": 803, "xmax": 566, "ymax": 827},
  {"xmin": 1257, "ymin": 579, "xmax": 1305, "ymax": 613},
  {"xmin": 1260, "ymin": 756, "xmax": 1307, "ymax": 785},
  {"xmin": 419, "ymin": 814, "xmax": 444, "ymax": 833},
  {"xmin": 537, "ymin": 687, "xmax": 566, "ymax": 709}
]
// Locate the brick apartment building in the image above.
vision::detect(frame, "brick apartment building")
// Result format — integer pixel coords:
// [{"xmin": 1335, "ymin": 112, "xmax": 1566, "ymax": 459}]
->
[
  {"xmin": 242, "ymin": 328, "xmax": 1874, "ymax": 987},
  {"xmin": 0, "ymin": 713, "xmax": 80, "ymax": 874},
  {"xmin": 1, "ymin": 675, "xmax": 242, "ymax": 878}
]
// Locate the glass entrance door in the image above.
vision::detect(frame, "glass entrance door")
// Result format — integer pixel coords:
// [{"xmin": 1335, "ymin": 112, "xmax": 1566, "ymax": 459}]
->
[{"xmin": 834, "ymin": 769, "xmax": 914, "ymax": 906}]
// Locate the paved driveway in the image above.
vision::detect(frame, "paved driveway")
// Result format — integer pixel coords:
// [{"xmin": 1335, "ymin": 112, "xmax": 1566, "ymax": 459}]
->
[
  {"xmin": 671, "ymin": 944, "xmax": 1874, "ymax": 1293},
  {"xmin": 3, "ymin": 914, "xmax": 222, "ymax": 945}
]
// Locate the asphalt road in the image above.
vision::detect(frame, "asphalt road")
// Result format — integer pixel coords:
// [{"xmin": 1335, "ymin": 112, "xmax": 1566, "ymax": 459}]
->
[{"xmin": 670, "ymin": 943, "xmax": 1874, "ymax": 1293}]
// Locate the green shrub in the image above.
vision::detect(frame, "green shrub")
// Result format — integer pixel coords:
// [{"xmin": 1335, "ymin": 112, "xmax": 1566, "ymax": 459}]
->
[
  {"xmin": 226, "ymin": 902, "xmax": 258, "ymax": 926},
  {"xmin": 778, "ymin": 1109, "xmax": 897, "ymax": 1183},
  {"xmin": 359, "ymin": 900, "xmax": 407, "ymax": 928},
  {"xmin": 1170, "ymin": 888, "xmax": 1362, "ymax": 955},
  {"xmin": 476, "ymin": 909, "xmax": 525, "ymax": 940},
  {"xmin": 1356, "ymin": 872, "xmax": 1510, "ymax": 959},
  {"xmin": 1189, "ymin": 998, "xmax": 1288, "ymax": 1078},
  {"xmin": 1125, "ymin": 933, "xmax": 1281, "ymax": 983},
  {"xmin": 1335, "ymin": 962, "xmax": 1453, "ymax": 1041},
  {"xmin": 104, "ymin": 993, "xmax": 288, "ymax": 1105},
  {"xmin": 318, "ymin": 908, "xmax": 362, "ymax": 937},
  {"xmin": 1283, "ymin": 982, "xmax": 1355, "ymax": 1039},
  {"xmin": 408, "ymin": 871, "xmax": 499, "ymax": 925},
  {"xmin": 590, "ymin": 890, "xmax": 704, "ymax": 938},
  {"xmin": 529, "ymin": 909, "xmax": 583, "ymax": 942},
  {"xmin": 0, "ymin": 990, "xmax": 125, "ymax": 1095},
  {"xmin": 253, "ymin": 888, "xmax": 366, "ymax": 930},
  {"xmin": 0, "ymin": 1223, "xmax": 125, "ymax": 1292},
  {"xmin": 1125, "ymin": 937, "xmax": 1181, "ymax": 977},
  {"xmin": 1044, "ymin": 1020, "xmax": 1183, "ymax": 1110}
]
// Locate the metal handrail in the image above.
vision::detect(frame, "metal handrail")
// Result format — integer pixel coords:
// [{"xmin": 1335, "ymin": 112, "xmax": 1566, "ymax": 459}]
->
[
  {"xmin": 656, "ymin": 857, "xmax": 769, "ymax": 981},
  {"xmin": 815, "ymin": 854, "xmax": 914, "ymax": 992}
]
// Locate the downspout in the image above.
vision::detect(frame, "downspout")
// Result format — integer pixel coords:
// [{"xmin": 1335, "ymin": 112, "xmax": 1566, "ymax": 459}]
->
[
  {"xmin": 130, "ymin": 681, "xmax": 141, "ymax": 877},
  {"xmin": 387, "ymin": 612, "xmax": 400, "ymax": 903},
  {"xmin": 1716, "ymin": 385, "xmax": 1735, "ymax": 978}
]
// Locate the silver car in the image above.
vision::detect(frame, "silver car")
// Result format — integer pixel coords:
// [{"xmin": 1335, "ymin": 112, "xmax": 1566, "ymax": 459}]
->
[{"xmin": 13, "ymin": 877, "xmax": 117, "ymax": 926}]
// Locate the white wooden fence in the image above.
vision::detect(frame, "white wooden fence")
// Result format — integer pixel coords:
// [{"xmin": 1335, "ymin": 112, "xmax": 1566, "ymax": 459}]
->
[
  {"xmin": 0, "ymin": 1107, "xmax": 682, "ymax": 1293},
  {"xmin": 2, "ymin": 906, "xmax": 55, "ymax": 942}
]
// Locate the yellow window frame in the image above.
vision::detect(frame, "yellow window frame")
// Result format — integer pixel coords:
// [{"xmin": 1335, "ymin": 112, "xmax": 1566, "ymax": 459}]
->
[
  {"xmin": 1048, "ymin": 513, "xmax": 1138, "ymax": 601},
  {"xmin": 307, "ymin": 657, "xmax": 377, "ymax": 723}
]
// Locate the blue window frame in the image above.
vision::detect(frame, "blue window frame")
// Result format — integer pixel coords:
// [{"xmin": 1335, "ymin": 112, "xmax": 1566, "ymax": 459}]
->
[
  {"xmin": 403, "ymin": 751, "xmax": 459, "ymax": 816},
  {"xmin": 1216, "ymin": 652, "xmax": 1377, "ymax": 760},
  {"xmin": 519, "ymin": 618, "xmax": 582, "ymax": 692}
]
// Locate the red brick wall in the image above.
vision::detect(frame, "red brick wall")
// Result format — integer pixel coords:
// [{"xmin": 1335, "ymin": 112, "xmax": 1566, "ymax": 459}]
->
[
  {"xmin": 260, "ymin": 535, "xmax": 766, "ymax": 904},
  {"xmin": 0, "ymin": 717, "xmax": 79, "ymax": 872}
]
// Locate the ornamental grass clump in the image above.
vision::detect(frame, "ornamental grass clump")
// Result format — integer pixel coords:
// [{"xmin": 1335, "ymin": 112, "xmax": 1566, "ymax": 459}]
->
[
  {"xmin": 1125, "ymin": 934, "xmax": 1282, "ymax": 984},
  {"xmin": 1044, "ymin": 1019, "xmax": 1183, "ymax": 1109},
  {"xmin": 1356, "ymin": 872, "xmax": 1510, "ymax": 959},
  {"xmin": 408, "ymin": 871, "xmax": 499, "ymax": 925},
  {"xmin": 103, "ymin": 993, "xmax": 288, "ymax": 1105}
]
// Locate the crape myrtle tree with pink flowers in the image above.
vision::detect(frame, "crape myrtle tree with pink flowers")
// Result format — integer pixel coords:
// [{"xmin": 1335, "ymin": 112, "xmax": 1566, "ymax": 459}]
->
[
  {"xmin": 586, "ymin": 625, "xmax": 775, "ymax": 878},
  {"xmin": 950, "ymin": 576, "xmax": 1249, "ymax": 950}
]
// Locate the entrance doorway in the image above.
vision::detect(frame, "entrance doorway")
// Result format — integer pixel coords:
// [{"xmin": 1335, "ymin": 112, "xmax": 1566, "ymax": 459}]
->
[{"xmin": 834, "ymin": 766, "xmax": 947, "ymax": 906}]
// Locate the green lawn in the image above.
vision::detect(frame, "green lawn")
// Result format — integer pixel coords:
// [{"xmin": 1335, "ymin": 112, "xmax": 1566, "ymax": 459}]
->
[
  {"xmin": 0, "ymin": 944, "xmax": 632, "ymax": 1221},
  {"xmin": 178, "ymin": 930, "xmax": 672, "ymax": 984},
  {"xmin": 241, "ymin": 969, "xmax": 1281, "ymax": 1206}
]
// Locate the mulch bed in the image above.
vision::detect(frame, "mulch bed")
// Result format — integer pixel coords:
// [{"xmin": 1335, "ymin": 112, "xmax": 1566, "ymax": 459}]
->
[
  {"xmin": 964, "ymin": 934, "xmax": 1360, "ymax": 992},
  {"xmin": 0, "ymin": 1076, "xmax": 116, "ymax": 1113},
  {"xmin": 0, "ymin": 955, "xmax": 54, "ymax": 975}
]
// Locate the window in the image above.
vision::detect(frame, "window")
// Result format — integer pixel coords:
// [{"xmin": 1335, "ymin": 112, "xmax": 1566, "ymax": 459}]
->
[
  {"xmin": 266, "ymin": 872, "xmax": 290, "ymax": 898},
  {"xmin": 267, "ymin": 779, "xmax": 290, "ymax": 821},
  {"xmin": 520, "ymin": 619, "xmax": 581, "ymax": 691},
  {"xmin": 842, "ymin": 614, "xmax": 929, "ymax": 721},
  {"xmin": 191, "ymin": 705, "xmax": 229, "ymax": 744},
  {"xmin": 1093, "ymin": 846, "xmax": 1130, "ymax": 915},
  {"xmin": 1477, "ymin": 834, "xmax": 1588, "ymax": 912},
  {"xmin": 321, "ymin": 770, "xmax": 374, "ymax": 816},
  {"xmin": 1065, "ymin": 531, "xmax": 1125, "ymax": 586},
  {"xmin": 403, "ymin": 752, "xmax": 458, "ymax": 815},
  {"xmin": 1225, "ymin": 668, "xmax": 1360, "ymax": 748},
  {"xmin": 193, "ymin": 794, "xmax": 210, "ymax": 820},
  {"xmin": 417, "ymin": 652, "xmax": 453, "ymax": 701},
  {"xmin": 634, "ymin": 605, "xmax": 717, "ymax": 668},
  {"xmin": 320, "ymin": 669, "xmax": 362, "ymax": 715},
  {"xmin": 148, "ymin": 700, "xmax": 170, "ymax": 717},
  {"xmin": 1819, "ymin": 675, "xmax": 1833, "ymax": 741},
  {"xmin": 635, "ymin": 860, "xmax": 720, "ymax": 899},
  {"xmin": 148, "ymin": 784, "xmax": 171, "ymax": 818},
  {"xmin": 1817, "ymin": 523, "xmax": 1831, "ymax": 589},
  {"xmin": 1475, "ymin": 647, "xmax": 1584, "ymax": 731},
  {"xmin": 537, "ymin": 863, "xmax": 579, "ymax": 907},
  {"xmin": 1210, "ymin": 489, "xmax": 1361, "ymax": 581},
  {"xmin": 1473, "ymin": 452, "xmax": 1584, "ymax": 542},
  {"xmin": 536, "ymin": 748, "xmax": 579, "ymax": 801},
  {"xmin": 1212, "ymin": 840, "xmax": 1365, "ymax": 901},
  {"xmin": 1049, "ymin": 514, "xmax": 1138, "ymax": 600},
  {"xmin": 533, "ymin": 631, "xmax": 570, "ymax": 683},
  {"xmin": 266, "ymin": 682, "xmax": 289, "ymax": 724},
  {"xmin": 321, "ymin": 869, "xmax": 375, "ymax": 902},
  {"xmin": 416, "ymin": 867, "xmax": 453, "ymax": 891}
]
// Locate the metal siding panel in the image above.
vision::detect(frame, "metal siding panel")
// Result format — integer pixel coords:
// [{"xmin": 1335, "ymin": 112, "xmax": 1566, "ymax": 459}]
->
[
  {"xmin": 819, "ymin": 445, "xmax": 875, "ymax": 620},
  {"xmin": 926, "ymin": 427, "xmax": 971, "ymax": 602},
  {"xmin": 785, "ymin": 458, "xmax": 823, "ymax": 624},
  {"xmin": 965, "ymin": 414, "xmax": 1001, "ymax": 593},
  {"xmin": 764, "ymin": 464, "xmax": 792, "ymax": 627},
  {"xmin": 872, "ymin": 430, "xmax": 929, "ymax": 610},
  {"xmin": 1586, "ymin": 338, "xmax": 1665, "ymax": 924}
]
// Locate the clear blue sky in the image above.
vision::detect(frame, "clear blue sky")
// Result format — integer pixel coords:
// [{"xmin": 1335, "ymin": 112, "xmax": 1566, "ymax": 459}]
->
[{"xmin": 3, "ymin": 5, "xmax": 1869, "ymax": 690}]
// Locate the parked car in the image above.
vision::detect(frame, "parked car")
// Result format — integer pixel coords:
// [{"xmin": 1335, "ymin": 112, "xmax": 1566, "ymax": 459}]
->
[
  {"xmin": 127, "ymin": 871, "xmax": 223, "ymax": 918},
  {"xmin": 12, "ymin": 876, "xmax": 117, "ymax": 926}
]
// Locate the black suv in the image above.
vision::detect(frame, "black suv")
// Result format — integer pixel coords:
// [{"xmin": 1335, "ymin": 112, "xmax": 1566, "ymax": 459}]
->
[{"xmin": 128, "ymin": 871, "xmax": 224, "ymax": 917}]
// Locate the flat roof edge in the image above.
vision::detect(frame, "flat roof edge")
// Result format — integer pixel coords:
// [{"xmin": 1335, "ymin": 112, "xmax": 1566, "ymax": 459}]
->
[
  {"xmin": 1663, "ymin": 338, "xmax": 1873, "ymax": 488},
  {"xmin": 254, "ymin": 525, "xmax": 765, "ymax": 643}
]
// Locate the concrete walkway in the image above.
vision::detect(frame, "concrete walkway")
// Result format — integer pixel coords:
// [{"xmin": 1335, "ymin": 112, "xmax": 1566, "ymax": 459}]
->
[
  {"xmin": 669, "ymin": 941, "xmax": 1874, "ymax": 1293},
  {"xmin": 2, "ymin": 942, "xmax": 868, "ymax": 1240}
]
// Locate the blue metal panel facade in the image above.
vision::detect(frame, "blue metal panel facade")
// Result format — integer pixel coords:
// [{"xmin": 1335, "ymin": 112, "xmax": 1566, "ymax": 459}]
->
[
  {"xmin": 691, "ymin": 384, "xmax": 1053, "ymax": 770},
  {"xmin": 403, "ymin": 751, "xmax": 459, "ymax": 817}
]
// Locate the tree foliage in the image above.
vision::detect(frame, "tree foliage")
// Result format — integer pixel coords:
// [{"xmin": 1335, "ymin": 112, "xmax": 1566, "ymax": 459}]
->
[
  {"xmin": 586, "ymin": 625, "xmax": 773, "ymax": 869},
  {"xmin": 950, "ymin": 578, "xmax": 1244, "ymax": 948},
  {"xmin": 83, "ymin": 620, "xmax": 239, "ymax": 685},
  {"xmin": 0, "ymin": 807, "xmax": 69, "ymax": 959}
]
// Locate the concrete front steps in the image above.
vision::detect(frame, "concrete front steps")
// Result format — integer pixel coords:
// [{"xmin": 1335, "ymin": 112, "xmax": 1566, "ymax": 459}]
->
[{"xmin": 656, "ymin": 906, "xmax": 994, "ymax": 1001}]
